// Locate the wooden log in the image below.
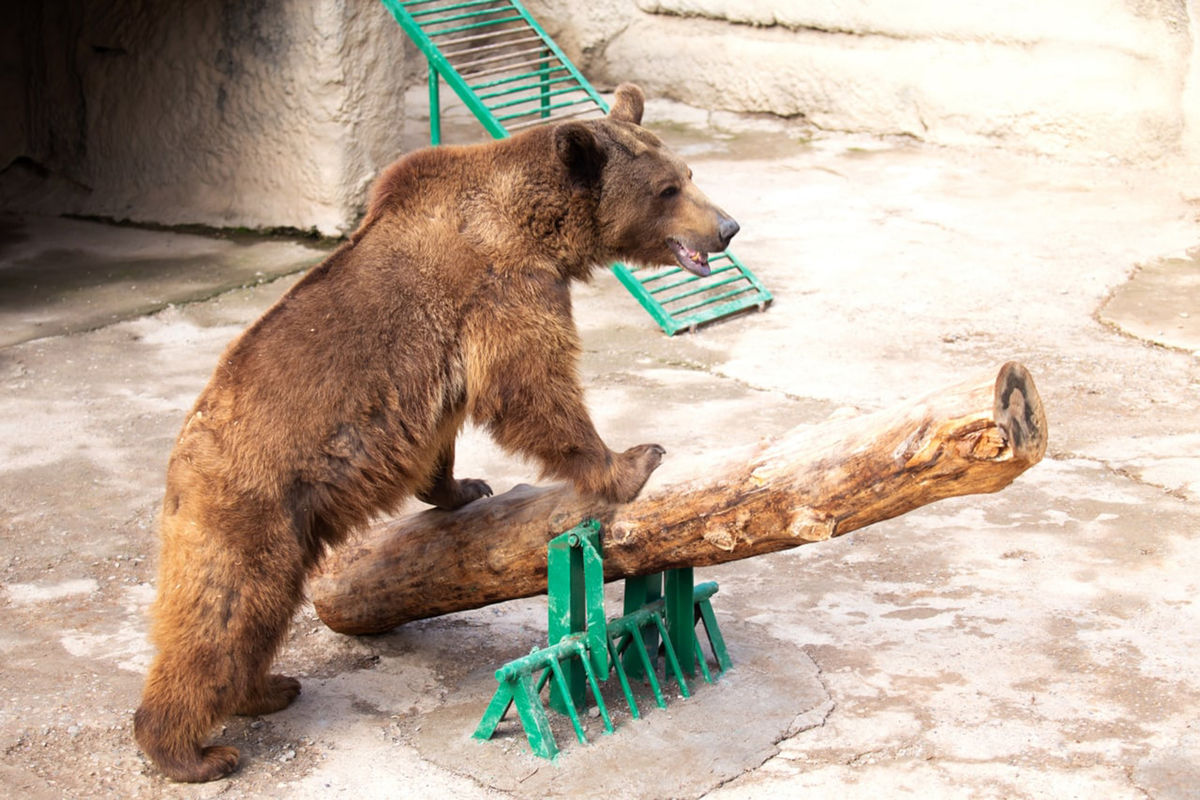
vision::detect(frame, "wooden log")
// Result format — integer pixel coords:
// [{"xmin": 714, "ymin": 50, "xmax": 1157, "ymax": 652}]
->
[{"xmin": 312, "ymin": 362, "xmax": 1047, "ymax": 635}]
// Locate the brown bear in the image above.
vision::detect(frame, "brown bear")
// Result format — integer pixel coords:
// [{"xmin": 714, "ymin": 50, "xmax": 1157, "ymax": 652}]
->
[{"xmin": 133, "ymin": 83, "xmax": 739, "ymax": 782}]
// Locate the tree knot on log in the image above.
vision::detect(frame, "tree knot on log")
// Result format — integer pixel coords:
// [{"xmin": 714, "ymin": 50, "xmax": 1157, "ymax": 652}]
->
[
  {"xmin": 787, "ymin": 509, "xmax": 835, "ymax": 542},
  {"xmin": 607, "ymin": 519, "xmax": 639, "ymax": 547},
  {"xmin": 702, "ymin": 524, "xmax": 738, "ymax": 551},
  {"xmin": 961, "ymin": 425, "xmax": 1008, "ymax": 461}
]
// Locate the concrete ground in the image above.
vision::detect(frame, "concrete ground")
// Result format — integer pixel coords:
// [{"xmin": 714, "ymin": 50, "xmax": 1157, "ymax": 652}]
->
[{"xmin": 2, "ymin": 112, "xmax": 1200, "ymax": 799}]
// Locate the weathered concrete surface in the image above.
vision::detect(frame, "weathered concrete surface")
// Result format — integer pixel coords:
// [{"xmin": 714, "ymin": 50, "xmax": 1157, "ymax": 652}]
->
[
  {"xmin": 1101, "ymin": 251, "xmax": 1200, "ymax": 355},
  {"xmin": 528, "ymin": 0, "xmax": 1200, "ymax": 162},
  {"xmin": 2, "ymin": 110, "xmax": 1200, "ymax": 798},
  {"xmin": 0, "ymin": 215, "xmax": 328, "ymax": 348}
]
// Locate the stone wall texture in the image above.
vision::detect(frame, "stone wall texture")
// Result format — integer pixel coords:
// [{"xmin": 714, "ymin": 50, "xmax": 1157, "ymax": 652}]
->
[
  {"xmin": 2, "ymin": 0, "xmax": 413, "ymax": 236},
  {"xmin": 3, "ymin": 1, "xmax": 1198, "ymax": 232},
  {"xmin": 526, "ymin": 0, "xmax": 1200, "ymax": 162}
]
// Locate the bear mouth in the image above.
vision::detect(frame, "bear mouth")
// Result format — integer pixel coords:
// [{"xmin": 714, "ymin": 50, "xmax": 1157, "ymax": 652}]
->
[{"xmin": 667, "ymin": 239, "xmax": 711, "ymax": 277}]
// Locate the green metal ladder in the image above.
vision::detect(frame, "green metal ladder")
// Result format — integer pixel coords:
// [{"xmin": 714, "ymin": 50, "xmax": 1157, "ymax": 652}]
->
[{"xmin": 380, "ymin": 0, "xmax": 773, "ymax": 334}]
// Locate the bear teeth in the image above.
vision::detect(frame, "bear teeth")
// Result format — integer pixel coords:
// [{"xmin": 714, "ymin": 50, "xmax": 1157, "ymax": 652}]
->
[{"xmin": 669, "ymin": 239, "xmax": 710, "ymax": 276}]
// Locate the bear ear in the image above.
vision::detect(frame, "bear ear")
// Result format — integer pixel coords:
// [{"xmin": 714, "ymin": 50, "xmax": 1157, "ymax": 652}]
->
[
  {"xmin": 555, "ymin": 122, "xmax": 607, "ymax": 189},
  {"xmin": 608, "ymin": 83, "xmax": 645, "ymax": 125}
]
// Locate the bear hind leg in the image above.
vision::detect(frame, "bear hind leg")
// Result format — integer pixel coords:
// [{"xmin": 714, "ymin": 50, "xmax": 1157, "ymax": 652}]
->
[
  {"xmin": 234, "ymin": 673, "xmax": 301, "ymax": 716},
  {"xmin": 134, "ymin": 649, "xmax": 243, "ymax": 782},
  {"xmin": 136, "ymin": 534, "xmax": 306, "ymax": 781},
  {"xmin": 226, "ymin": 566, "xmax": 307, "ymax": 718}
]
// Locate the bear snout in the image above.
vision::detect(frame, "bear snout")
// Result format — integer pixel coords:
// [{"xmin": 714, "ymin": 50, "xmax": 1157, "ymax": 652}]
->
[{"xmin": 717, "ymin": 214, "xmax": 740, "ymax": 250}]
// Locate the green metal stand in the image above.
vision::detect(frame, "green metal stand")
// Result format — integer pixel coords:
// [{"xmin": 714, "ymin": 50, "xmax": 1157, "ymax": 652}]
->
[
  {"xmin": 379, "ymin": 0, "xmax": 772, "ymax": 335},
  {"xmin": 473, "ymin": 635, "xmax": 613, "ymax": 760},
  {"xmin": 621, "ymin": 573, "xmax": 661, "ymax": 680},
  {"xmin": 473, "ymin": 520, "xmax": 732, "ymax": 759},
  {"xmin": 546, "ymin": 520, "xmax": 607, "ymax": 714}
]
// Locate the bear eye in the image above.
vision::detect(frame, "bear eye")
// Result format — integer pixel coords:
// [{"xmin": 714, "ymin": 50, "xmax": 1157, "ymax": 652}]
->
[{"xmin": 659, "ymin": 186, "xmax": 680, "ymax": 199}]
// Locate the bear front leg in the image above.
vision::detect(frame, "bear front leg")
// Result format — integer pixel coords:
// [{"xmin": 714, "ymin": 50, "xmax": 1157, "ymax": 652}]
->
[
  {"xmin": 416, "ymin": 441, "xmax": 493, "ymax": 510},
  {"xmin": 473, "ymin": 313, "xmax": 664, "ymax": 504},
  {"xmin": 492, "ymin": 405, "xmax": 664, "ymax": 504},
  {"xmin": 594, "ymin": 442, "xmax": 666, "ymax": 503}
]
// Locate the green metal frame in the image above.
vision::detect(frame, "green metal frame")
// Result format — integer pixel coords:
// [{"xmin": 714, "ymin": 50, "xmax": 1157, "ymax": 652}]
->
[
  {"xmin": 379, "ymin": 0, "xmax": 772, "ymax": 334},
  {"xmin": 611, "ymin": 250, "xmax": 773, "ymax": 335},
  {"xmin": 546, "ymin": 519, "xmax": 607, "ymax": 714},
  {"xmin": 381, "ymin": 0, "xmax": 606, "ymax": 143},
  {"xmin": 473, "ymin": 634, "xmax": 614, "ymax": 760},
  {"xmin": 473, "ymin": 520, "xmax": 731, "ymax": 759}
]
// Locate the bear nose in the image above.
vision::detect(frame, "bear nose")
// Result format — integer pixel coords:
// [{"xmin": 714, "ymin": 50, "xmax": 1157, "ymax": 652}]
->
[{"xmin": 717, "ymin": 214, "xmax": 740, "ymax": 250}]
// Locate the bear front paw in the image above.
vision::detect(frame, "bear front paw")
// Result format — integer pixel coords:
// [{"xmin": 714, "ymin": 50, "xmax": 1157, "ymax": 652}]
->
[
  {"xmin": 420, "ymin": 477, "xmax": 493, "ymax": 510},
  {"xmin": 604, "ymin": 443, "xmax": 665, "ymax": 503},
  {"xmin": 455, "ymin": 478, "xmax": 494, "ymax": 506}
]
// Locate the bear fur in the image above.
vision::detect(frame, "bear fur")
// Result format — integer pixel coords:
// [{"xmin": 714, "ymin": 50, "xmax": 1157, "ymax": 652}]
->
[{"xmin": 133, "ymin": 84, "xmax": 739, "ymax": 782}]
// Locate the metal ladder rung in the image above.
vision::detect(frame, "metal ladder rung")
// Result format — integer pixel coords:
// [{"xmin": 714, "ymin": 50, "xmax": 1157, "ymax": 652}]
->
[
  {"xmin": 442, "ymin": 31, "xmax": 542, "ymax": 58},
  {"xmin": 402, "ymin": 0, "xmax": 481, "ymax": 7},
  {"xmin": 428, "ymin": 14, "xmax": 524, "ymax": 37},
  {"xmin": 425, "ymin": 15, "xmax": 520, "ymax": 35},
  {"xmin": 421, "ymin": 4, "xmax": 519, "ymax": 28},
  {"xmin": 662, "ymin": 273, "xmax": 744, "ymax": 304},
  {"xmin": 409, "ymin": 0, "xmax": 510, "ymax": 18},
  {"xmin": 496, "ymin": 96, "xmax": 592, "ymax": 122},
  {"xmin": 649, "ymin": 264, "xmax": 738, "ymax": 295},
  {"xmin": 471, "ymin": 64, "xmax": 569, "ymax": 91},
  {"xmin": 668, "ymin": 285, "xmax": 758, "ymax": 315},
  {"xmin": 633, "ymin": 259, "xmax": 735, "ymax": 280},
  {"xmin": 637, "ymin": 266, "xmax": 685, "ymax": 282},
  {"xmin": 478, "ymin": 73, "xmax": 580, "ymax": 100},
  {"xmin": 435, "ymin": 24, "xmax": 529, "ymax": 48},
  {"xmin": 487, "ymin": 85, "xmax": 589, "ymax": 112},
  {"xmin": 448, "ymin": 43, "xmax": 549, "ymax": 72},
  {"xmin": 463, "ymin": 54, "xmax": 560, "ymax": 82},
  {"xmin": 649, "ymin": 273, "xmax": 701, "ymax": 293},
  {"xmin": 504, "ymin": 104, "xmax": 601, "ymax": 130},
  {"xmin": 659, "ymin": 274, "xmax": 746, "ymax": 305},
  {"xmin": 639, "ymin": 263, "xmax": 736, "ymax": 284}
]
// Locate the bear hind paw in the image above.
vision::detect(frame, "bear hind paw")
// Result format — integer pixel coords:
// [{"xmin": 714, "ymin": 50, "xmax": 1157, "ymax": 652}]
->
[
  {"xmin": 235, "ymin": 674, "xmax": 301, "ymax": 716},
  {"xmin": 190, "ymin": 745, "xmax": 240, "ymax": 782},
  {"xmin": 145, "ymin": 745, "xmax": 239, "ymax": 783}
]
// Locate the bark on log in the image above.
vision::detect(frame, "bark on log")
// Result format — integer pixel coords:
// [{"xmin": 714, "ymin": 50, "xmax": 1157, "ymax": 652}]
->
[{"xmin": 312, "ymin": 362, "xmax": 1047, "ymax": 635}]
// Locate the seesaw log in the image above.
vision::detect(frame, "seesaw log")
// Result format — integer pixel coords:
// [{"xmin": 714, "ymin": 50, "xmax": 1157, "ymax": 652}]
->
[{"xmin": 312, "ymin": 362, "xmax": 1046, "ymax": 635}]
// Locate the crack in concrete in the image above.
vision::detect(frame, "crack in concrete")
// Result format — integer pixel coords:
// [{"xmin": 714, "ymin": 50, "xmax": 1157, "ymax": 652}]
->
[
  {"xmin": 1092, "ymin": 305, "xmax": 1193, "ymax": 355},
  {"xmin": 694, "ymin": 651, "xmax": 835, "ymax": 798},
  {"xmin": 644, "ymin": 352, "xmax": 833, "ymax": 408},
  {"xmin": 1050, "ymin": 449, "xmax": 1195, "ymax": 501},
  {"xmin": 1123, "ymin": 763, "xmax": 1155, "ymax": 800},
  {"xmin": 1092, "ymin": 256, "xmax": 1200, "ymax": 356},
  {"xmin": 635, "ymin": 6, "xmax": 927, "ymax": 44}
]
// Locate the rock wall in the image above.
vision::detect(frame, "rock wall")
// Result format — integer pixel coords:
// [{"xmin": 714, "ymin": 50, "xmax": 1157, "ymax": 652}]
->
[
  {"xmin": 5, "ymin": 1, "xmax": 1197, "ymax": 234},
  {"xmin": 526, "ymin": 0, "xmax": 1200, "ymax": 162},
  {"xmin": 2, "ymin": 0, "xmax": 414, "ymax": 236}
]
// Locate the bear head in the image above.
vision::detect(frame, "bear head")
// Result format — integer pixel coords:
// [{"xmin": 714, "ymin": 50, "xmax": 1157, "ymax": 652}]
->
[{"xmin": 554, "ymin": 84, "xmax": 740, "ymax": 277}]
